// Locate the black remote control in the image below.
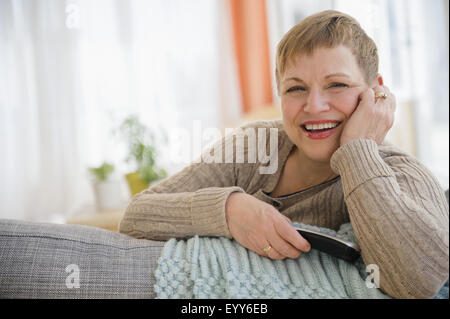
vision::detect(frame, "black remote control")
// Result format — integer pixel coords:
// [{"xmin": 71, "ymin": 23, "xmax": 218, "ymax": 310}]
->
[{"xmin": 292, "ymin": 223, "xmax": 361, "ymax": 262}]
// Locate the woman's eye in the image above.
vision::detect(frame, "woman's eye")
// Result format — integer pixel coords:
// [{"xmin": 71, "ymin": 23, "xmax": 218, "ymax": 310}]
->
[
  {"xmin": 329, "ymin": 82, "xmax": 348, "ymax": 89},
  {"xmin": 286, "ymin": 86, "xmax": 305, "ymax": 93}
]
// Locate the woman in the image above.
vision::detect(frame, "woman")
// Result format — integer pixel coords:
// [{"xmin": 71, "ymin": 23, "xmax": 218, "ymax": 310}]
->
[{"xmin": 119, "ymin": 10, "xmax": 449, "ymax": 299}]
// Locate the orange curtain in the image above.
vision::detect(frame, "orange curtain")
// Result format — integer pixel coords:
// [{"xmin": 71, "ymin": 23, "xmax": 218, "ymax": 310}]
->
[{"xmin": 229, "ymin": 0, "xmax": 273, "ymax": 114}]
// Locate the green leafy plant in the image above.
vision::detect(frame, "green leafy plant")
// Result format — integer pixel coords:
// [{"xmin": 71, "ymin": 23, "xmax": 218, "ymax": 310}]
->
[
  {"xmin": 115, "ymin": 115, "xmax": 167, "ymax": 184},
  {"xmin": 88, "ymin": 162, "xmax": 115, "ymax": 183}
]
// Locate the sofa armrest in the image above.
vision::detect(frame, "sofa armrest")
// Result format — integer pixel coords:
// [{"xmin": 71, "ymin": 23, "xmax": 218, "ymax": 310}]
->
[{"xmin": 0, "ymin": 219, "xmax": 165, "ymax": 298}]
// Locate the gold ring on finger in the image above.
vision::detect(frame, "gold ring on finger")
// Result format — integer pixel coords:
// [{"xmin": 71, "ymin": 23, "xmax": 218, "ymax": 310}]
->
[
  {"xmin": 262, "ymin": 245, "xmax": 272, "ymax": 255},
  {"xmin": 375, "ymin": 92, "xmax": 388, "ymax": 100}
]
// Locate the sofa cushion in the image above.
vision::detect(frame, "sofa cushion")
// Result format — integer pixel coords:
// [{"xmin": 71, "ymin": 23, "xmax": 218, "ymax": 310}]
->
[{"xmin": 0, "ymin": 219, "xmax": 165, "ymax": 298}]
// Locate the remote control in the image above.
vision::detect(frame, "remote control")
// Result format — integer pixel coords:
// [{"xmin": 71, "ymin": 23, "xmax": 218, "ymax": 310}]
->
[{"xmin": 291, "ymin": 223, "xmax": 361, "ymax": 262}]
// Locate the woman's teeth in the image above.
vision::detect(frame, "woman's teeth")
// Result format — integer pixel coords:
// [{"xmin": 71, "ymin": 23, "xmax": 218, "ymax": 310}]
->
[{"xmin": 304, "ymin": 122, "xmax": 340, "ymax": 131}]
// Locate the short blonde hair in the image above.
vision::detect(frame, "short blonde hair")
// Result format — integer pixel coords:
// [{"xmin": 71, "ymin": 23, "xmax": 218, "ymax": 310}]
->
[{"xmin": 275, "ymin": 10, "xmax": 378, "ymax": 94}]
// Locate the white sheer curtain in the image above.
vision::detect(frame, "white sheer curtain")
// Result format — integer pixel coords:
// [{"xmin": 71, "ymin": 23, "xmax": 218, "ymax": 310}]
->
[
  {"xmin": 266, "ymin": 0, "xmax": 449, "ymax": 189},
  {"xmin": 0, "ymin": 0, "xmax": 241, "ymax": 222}
]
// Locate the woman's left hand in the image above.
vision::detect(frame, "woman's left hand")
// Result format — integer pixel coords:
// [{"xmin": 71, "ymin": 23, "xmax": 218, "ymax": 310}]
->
[{"xmin": 340, "ymin": 84, "xmax": 396, "ymax": 146}]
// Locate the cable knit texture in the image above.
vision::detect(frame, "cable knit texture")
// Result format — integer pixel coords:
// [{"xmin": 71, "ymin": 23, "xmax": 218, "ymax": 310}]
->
[
  {"xmin": 154, "ymin": 223, "xmax": 448, "ymax": 299},
  {"xmin": 120, "ymin": 119, "xmax": 449, "ymax": 299}
]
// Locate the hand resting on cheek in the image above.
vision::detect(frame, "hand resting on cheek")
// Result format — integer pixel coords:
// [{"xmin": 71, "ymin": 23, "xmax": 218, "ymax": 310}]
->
[{"xmin": 340, "ymin": 82, "xmax": 396, "ymax": 147}]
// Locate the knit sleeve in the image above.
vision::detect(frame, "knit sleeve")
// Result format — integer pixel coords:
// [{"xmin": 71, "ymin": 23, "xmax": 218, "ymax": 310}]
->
[
  {"xmin": 330, "ymin": 138, "xmax": 449, "ymax": 299},
  {"xmin": 118, "ymin": 121, "xmax": 277, "ymax": 241},
  {"xmin": 118, "ymin": 150, "xmax": 246, "ymax": 241}
]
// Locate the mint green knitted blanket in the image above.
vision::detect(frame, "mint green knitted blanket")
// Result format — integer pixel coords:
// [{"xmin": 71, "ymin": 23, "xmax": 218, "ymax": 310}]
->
[{"xmin": 153, "ymin": 223, "xmax": 447, "ymax": 299}]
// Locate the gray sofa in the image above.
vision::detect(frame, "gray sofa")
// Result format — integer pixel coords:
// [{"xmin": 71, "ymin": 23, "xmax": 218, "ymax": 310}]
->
[
  {"xmin": 0, "ymin": 219, "xmax": 165, "ymax": 298},
  {"xmin": 1, "ymin": 190, "xmax": 448, "ymax": 299}
]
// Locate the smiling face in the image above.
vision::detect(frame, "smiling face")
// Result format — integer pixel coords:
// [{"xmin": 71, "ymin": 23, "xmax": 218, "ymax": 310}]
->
[{"xmin": 280, "ymin": 45, "xmax": 369, "ymax": 163}]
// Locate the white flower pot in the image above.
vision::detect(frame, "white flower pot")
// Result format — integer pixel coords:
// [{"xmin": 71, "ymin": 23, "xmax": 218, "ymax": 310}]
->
[{"xmin": 92, "ymin": 180, "xmax": 123, "ymax": 211}]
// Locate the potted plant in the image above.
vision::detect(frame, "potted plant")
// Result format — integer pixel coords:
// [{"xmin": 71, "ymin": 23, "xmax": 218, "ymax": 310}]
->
[
  {"xmin": 116, "ymin": 115, "xmax": 167, "ymax": 196},
  {"xmin": 87, "ymin": 162, "xmax": 124, "ymax": 211}
]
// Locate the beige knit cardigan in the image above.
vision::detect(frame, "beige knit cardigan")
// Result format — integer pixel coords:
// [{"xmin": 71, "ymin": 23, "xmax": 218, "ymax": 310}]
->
[{"xmin": 119, "ymin": 120, "xmax": 449, "ymax": 299}]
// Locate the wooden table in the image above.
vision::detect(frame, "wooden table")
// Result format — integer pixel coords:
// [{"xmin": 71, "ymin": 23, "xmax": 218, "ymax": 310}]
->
[{"xmin": 66, "ymin": 204, "xmax": 127, "ymax": 232}]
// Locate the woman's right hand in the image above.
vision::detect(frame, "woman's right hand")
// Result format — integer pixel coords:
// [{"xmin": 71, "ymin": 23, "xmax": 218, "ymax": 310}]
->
[{"xmin": 225, "ymin": 192, "xmax": 311, "ymax": 259}]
